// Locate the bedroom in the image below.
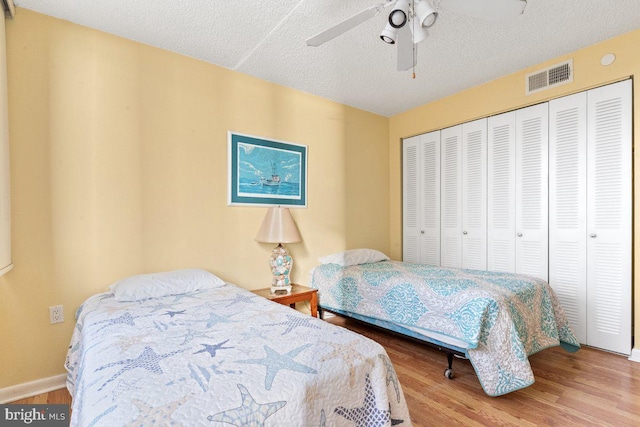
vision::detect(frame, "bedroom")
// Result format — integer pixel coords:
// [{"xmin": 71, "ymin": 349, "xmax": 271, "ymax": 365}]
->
[{"xmin": 0, "ymin": 0, "xmax": 639, "ymax": 425}]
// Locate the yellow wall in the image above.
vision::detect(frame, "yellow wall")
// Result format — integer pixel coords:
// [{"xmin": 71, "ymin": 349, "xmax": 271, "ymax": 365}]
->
[
  {"xmin": 0, "ymin": 10, "xmax": 390, "ymax": 388},
  {"xmin": 389, "ymin": 29, "xmax": 640, "ymax": 355}
]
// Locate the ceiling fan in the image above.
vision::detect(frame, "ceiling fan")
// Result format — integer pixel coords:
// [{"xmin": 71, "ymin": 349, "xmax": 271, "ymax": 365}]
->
[{"xmin": 306, "ymin": 0, "xmax": 527, "ymax": 73}]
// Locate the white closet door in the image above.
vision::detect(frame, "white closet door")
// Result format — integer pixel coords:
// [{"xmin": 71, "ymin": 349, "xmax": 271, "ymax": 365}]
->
[
  {"xmin": 549, "ymin": 92, "xmax": 587, "ymax": 343},
  {"xmin": 461, "ymin": 118, "xmax": 487, "ymax": 270},
  {"xmin": 403, "ymin": 136, "xmax": 421, "ymax": 263},
  {"xmin": 420, "ymin": 131, "xmax": 441, "ymax": 265},
  {"xmin": 586, "ymin": 79, "xmax": 632, "ymax": 355},
  {"xmin": 487, "ymin": 112, "xmax": 516, "ymax": 273},
  {"xmin": 440, "ymin": 125, "xmax": 462, "ymax": 268},
  {"xmin": 515, "ymin": 103, "xmax": 549, "ymax": 281}
]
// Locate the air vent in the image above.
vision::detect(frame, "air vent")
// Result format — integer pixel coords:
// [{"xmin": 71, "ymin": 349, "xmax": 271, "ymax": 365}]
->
[{"xmin": 526, "ymin": 59, "xmax": 573, "ymax": 95}]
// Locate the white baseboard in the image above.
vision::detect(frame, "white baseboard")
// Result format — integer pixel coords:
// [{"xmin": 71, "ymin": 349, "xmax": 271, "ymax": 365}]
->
[
  {"xmin": 629, "ymin": 348, "xmax": 640, "ymax": 363},
  {"xmin": 0, "ymin": 374, "xmax": 67, "ymax": 404}
]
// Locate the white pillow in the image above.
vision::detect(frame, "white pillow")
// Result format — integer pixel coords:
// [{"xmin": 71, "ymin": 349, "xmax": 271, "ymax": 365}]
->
[
  {"xmin": 318, "ymin": 249, "xmax": 390, "ymax": 267},
  {"xmin": 109, "ymin": 268, "xmax": 226, "ymax": 301}
]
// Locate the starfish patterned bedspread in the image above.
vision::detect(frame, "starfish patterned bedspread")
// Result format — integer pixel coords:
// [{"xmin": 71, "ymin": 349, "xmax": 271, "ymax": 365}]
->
[
  {"xmin": 310, "ymin": 261, "xmax": 580, "ymax": 397},
  {"xmin": 65, "ymin": 283, "xmax": 411, "ymax": 426}
]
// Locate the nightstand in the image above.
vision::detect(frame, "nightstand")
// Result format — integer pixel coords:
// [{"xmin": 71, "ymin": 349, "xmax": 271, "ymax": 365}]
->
[{"xmin": 252, "ymin": 284, "xmax": 318, "ymax": 318}]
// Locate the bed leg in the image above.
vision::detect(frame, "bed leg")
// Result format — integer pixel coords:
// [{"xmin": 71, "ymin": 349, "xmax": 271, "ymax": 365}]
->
[
  {"xmin": 318, "ymin": 307, "xmax": 324, "ymax": 320},
  {"xmin": 444, "ymin": 352, "xmax": 454, "ymax": 379}
]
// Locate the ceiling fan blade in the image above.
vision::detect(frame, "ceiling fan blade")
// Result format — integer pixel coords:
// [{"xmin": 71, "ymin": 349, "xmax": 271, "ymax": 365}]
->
[
  {"xmin": 397, "ymin": 25, "xmax": 416, "ymax": 71},
  {"xmin": 306, "ymin": 2, "xmax": 394, "ymax": 47},
  {"xmin": 435, "ymin": 0, "xmax": 527, "ymax": 21}
]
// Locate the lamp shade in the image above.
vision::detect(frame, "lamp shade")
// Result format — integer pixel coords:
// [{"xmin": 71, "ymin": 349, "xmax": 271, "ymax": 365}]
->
[{"xmin": 255, "ymin": 207, "xmax": 302, "ymax": 244}]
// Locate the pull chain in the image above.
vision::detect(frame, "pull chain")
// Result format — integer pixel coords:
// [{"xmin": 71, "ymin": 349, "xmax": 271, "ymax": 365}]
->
[{"xmin": 412, "ymin": 0, "xmax": 416, "ymax": 78}]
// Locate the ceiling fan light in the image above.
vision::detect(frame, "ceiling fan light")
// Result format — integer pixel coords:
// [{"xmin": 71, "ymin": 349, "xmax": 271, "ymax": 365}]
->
[
  {"xmin": 410, "ymin": 21, "xmax": 428, "ymax": 43},
  {"xmin": 380, "ymin": 23, "xmax": 398, "ymax": 44},
  {"xmin": 389, "ymin": 0, "xmax": 409, "ymax": 28},
  {"xmin": 415, "ymin": 0, "xmax": 437, "ymax": 27}
]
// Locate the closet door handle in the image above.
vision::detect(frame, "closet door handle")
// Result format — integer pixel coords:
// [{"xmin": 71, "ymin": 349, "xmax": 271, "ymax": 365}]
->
[
  {"xmin": 420, "ymin": 230, "xmax": 425, "ymax": 234},
  {"xmin": 462, "ymin": 231, "xmax": 468, "ymax": 235},
  {"xmin": 590, "ymin": 233, "xmax": 597, "ymax": 238},
  {"xmin": 517, "ymin": 233, "xmax": 523, "ymax": 237}
]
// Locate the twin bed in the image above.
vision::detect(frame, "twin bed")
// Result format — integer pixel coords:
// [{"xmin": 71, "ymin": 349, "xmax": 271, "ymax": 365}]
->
[
  {"xmin": 65, "ymin": 269, "xmax": 411, "ymax": 426},
  {"xmin": 66, "ymin": 253, "xmax": 580, "ymax": 425},
  {"xmin": 309, "ymin": 250, "xmax": 580, "ymax": 397}
]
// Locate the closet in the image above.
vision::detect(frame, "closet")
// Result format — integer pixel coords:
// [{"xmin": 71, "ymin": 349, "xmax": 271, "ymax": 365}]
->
[
  {"xmin": 548, "ymin": 80, "xmax": 632, "ymax": 354},
  {"xmin": 440, "ymin": 125, "xmax": 462, "ymax": 268},
  {"xmin": 461, "ymin": 119, "xmax": 488, "ymax": 271},
  {"xmin": 404, "ymin": 119, "xmax": 488, "ymax": 269},
  {"xmin": 402, "ymin": 80, "xmax": 632, "ymax": 354},
  {"xmin": 403, "ymin": 130, "xmax": 441, "ymax": 266},
  {"xmin": 487, "ymin": 103, "xmax": 549, "ymax": 281}
]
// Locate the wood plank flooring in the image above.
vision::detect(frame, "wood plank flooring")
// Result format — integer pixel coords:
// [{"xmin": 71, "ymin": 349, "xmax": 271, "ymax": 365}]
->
[
  {"xmin": 11, "ymin": 315, "xmax": 640, "ymax": 426},
  {"xmin": 10, "ymin": 387, "xmax": 71, "ymax": 406},
  {"xmin": 329, "ymin": 316, "xmax": 640, "ymax": 427}
]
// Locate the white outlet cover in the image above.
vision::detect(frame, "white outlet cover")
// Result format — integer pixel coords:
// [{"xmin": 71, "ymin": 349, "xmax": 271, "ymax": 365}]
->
[{"xmin": 49, "ymin": 305, "xmax": 64, "ymax": 324}]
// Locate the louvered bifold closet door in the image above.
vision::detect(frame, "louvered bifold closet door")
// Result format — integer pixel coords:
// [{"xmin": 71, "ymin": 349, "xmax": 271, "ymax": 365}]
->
[
  {"xmin": 487, "ymin": 112, "xmax": 516, "ymax": 273},
  {"xmin": 440, "ymin": 125, "xmax": 462, "ymax": 268},
  {"xmin": 419, "ymin": 131, "xmax": 441, "ymax": 265},
  {"xmin": 549, "ymin": 92, "xmax": 588, "ymax": 344},
  {"xmin": 403, "ymin": 132, "xmax": 441, "ymax": 264},
  {"xmin": 586, "ymin": 80, "xmax": 632, "ymax": 355},
  {"xmin": 515, "ymin": 103, "xmax": 549, "ymax": 281},
  {"xmin": 461, "ymin": 118, "xmax": 487, "ymax": 270},
  {"xmin": 403, "ymin": 136, "xmax": 421, "ymax": 263}
]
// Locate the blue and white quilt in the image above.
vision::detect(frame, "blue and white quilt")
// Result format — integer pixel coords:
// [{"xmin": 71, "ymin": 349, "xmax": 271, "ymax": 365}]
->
[
  {"xmin": 311, "ymin": 261, "xmax": 580, "ymax": 396},
  {"xmin": 65, "ymin": 283, "xmax": 411, "ymax": 426}
]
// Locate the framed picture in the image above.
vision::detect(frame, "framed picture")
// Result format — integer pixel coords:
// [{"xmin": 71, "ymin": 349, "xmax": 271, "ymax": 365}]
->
[{"xmin": 228, "ymin": 132, "xmax": 307, "ymax": 207}]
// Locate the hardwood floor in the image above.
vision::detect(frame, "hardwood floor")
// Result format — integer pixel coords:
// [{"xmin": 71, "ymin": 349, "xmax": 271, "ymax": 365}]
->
[
  {"xmin": 11, "ymin": 315, "xmax": 640, "ymax": 426},
  {"xmin": 10, "ymin": 387, "xmax": 71, "ymax": 406},
  {"xmin": 328, "ymin": 316, "xmax": 640, "ymax": 427}
]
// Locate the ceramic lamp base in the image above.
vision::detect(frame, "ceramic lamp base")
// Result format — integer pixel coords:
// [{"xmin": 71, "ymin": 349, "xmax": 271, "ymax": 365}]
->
[{"xmin": 269, "ymin": 243, "xmax": 293, "ymax": 294}]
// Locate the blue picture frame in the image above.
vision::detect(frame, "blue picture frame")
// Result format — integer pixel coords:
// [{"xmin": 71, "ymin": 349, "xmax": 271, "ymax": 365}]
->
[{"xmin": 228, "ymin": 132, "xmax": 307, "ymax": 207}]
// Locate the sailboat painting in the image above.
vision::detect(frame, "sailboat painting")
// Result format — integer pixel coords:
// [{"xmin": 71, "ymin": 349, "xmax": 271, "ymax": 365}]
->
[{"xmin": 228, "ymin": 132, "xmax": 307, "ymax": 207}]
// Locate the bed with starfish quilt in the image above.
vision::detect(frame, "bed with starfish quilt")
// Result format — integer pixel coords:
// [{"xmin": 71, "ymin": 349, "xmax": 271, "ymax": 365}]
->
[
  {"xmin": 65, "ymin": 269, "xmax": 411, "ymax": 426},
  {"xmin": 310, "ymin": 260, "xmax": 580, "ymax": 397}
]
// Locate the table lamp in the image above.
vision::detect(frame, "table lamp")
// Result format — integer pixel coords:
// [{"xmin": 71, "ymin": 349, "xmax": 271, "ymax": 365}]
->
[{"xmin": 255, "ymin": 206, "xmax": 302, "ymax": 294}]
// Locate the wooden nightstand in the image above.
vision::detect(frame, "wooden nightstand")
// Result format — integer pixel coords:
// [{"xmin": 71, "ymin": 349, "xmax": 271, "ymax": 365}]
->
[{"xmin": 252, "ymin": 284, "xmax": 318, "ymax": 318}]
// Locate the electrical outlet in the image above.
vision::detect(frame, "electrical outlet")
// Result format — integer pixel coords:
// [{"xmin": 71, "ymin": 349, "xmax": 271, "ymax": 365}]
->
[{"xmin": 49, "ymin": 305, "xmax": 64, "ymax": 324}]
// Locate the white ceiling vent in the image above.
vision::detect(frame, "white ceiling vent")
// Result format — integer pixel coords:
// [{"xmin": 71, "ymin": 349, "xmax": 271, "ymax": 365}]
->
[{"xmin": 526, "ymin": 59, "xmax": 573, "ymax": 95}]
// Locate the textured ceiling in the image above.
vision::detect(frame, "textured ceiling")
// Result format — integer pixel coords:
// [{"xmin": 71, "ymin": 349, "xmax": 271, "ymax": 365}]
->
[{"xmin": 13, "ymin": 0, "xmax": 640, "ymax": 117}]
